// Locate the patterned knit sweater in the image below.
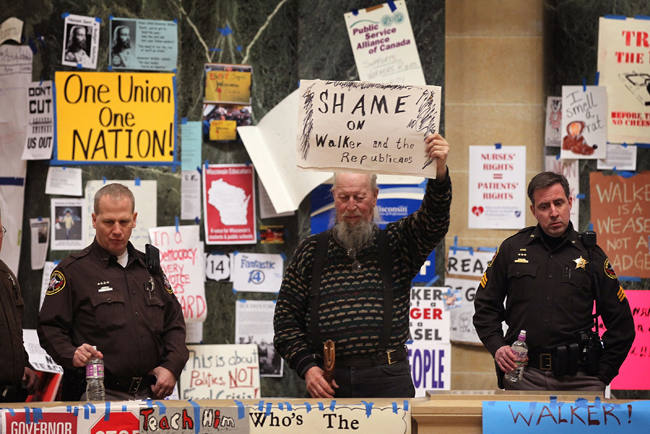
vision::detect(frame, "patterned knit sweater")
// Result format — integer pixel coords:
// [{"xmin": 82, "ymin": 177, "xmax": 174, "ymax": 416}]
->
[{"xmin": 273, "ymin": 176, "xmax": 452, "ymax": 377}]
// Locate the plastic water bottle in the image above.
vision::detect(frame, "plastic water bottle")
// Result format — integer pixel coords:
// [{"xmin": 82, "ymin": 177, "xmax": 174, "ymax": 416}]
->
[
  {"xmin": 86, "ymin": 346, "xmax": 105, "ymax": 401},
  {"xmin": 504, "ymin": 330, "xmax": 528, "ymax": 382}
]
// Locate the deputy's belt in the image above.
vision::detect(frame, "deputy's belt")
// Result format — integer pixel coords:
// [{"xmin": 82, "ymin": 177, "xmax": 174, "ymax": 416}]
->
[
  {"xmin": 336, "ymin": 347, "xmax": 408, "ymax": 368},
  {"xmin": 103, "ymin": 374, "xmax": 156, "ymax": 394},
  {"xmin": 527, "ymin": 351, "xmax": 553, "ymax": 371}
]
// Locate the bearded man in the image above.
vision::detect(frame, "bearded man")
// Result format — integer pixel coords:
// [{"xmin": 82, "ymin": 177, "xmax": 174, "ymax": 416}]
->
[
  {"xmin": 273, "ymin": 134, "xmax": 452, "ymax": 398},
  {"xmin": 111, "ymin": 25, "xmax": 134, "ymax": 68}
]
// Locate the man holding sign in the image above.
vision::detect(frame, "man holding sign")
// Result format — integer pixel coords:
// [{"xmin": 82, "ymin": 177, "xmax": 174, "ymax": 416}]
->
[
  {"xmin": 274, "ymin": 134, "xmax": 451, "ymax": 398},
  {"xmin": 473, "ymin": 172, "xmax": 634, "ymax": 391}
]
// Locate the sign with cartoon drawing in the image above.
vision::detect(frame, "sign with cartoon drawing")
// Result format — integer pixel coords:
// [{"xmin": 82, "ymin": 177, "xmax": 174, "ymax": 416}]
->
[{"xmin": 560, "ymin": 85, "xmax": 607, "ymax": 160}]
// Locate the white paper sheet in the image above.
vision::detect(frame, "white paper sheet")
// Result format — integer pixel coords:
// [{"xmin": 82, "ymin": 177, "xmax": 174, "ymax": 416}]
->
[
  {"xmin": 23, "ymin": 329, "xmax": 63, "ymax": 374},
  {"xmin": 0, "ymin": 17, "xmax": 23, "ymax": 44},
  {"xmin": 235, "ymin": 300, "xmax": 283, "ymax": 377},
  {"xmin": 181, "ymin": 170, "xmax": 201, "ymax": 221},
  {"xmin": 238, "ymin": 89, "xmax": 331, "ymax": 214},
  {"xmin": 29, "ymin": 218, "xmax": 50, "ymax": 270},
  {"xmin": 45, "ymin": 166, "xmax": 82, "ymax": 196},
  {"xmin": 597, "ymin": 143, "xmax": 637, "ymax": 171},
  {"xmin": 22, "ymin": 80, "xmax": 54, "ymax": 160},
  {"xmin": 232, "ymin": 252, "xmax": 283, "ymax": 293},
  {"xmin": 50, "ymin": 198, "xmax": 85, "ymax": 250},
  {"xmin": 257, "ymin": 177, "xmax": 294, "ymax": 219},
  {"xmin": 61, "ymin": 14, "xmax": 99, "ymax": 69},
  {"xmin": 560, "ymin": 85, "xmax": 608, "ymax": 160}
]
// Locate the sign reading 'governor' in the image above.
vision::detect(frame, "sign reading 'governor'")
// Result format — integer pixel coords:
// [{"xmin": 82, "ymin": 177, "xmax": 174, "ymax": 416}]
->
[{"xmin": 54, "ymin": 71, "xmax": 176, "ymax": 164}]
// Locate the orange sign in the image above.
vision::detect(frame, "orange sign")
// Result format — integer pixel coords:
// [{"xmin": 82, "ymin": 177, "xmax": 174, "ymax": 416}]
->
[{"xmin": 590, "ymin": 171, "xmax": 650, "ymax": 278}]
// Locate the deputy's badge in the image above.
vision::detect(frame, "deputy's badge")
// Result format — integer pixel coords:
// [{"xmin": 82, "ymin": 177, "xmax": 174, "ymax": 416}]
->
[
  {"xmin": 46, "ymin": 271, "xmax": 66, "ymax": 296},
  {"xmin": 604, "ymin": 258, "xmax": 617, "ymax": 279},
  {"xmin": 163, "ymin": 273, "xmax": 174, "ymax": 294},
  {"xmin": 574, "ymin": 256, "xmax": 588, "ymax": 270}
]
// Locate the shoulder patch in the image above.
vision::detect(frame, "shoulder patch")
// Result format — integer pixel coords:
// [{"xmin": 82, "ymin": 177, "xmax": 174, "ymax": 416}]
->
[
  {"xmin": 488, "ymin": 248, "xmax": 499, "ymax": 268},
  {"xmin": 617, "ymin": 286, "xmax": 627, "ymax": 302},
  {"xmin": 604, "ymin": 258, "xmax": 617, "ymax": 279},
  {"xmin": 163, "ymin": 273, "xmax": 174, "ymax": 294},
  {"xmin": 46, "ymin": 271, "xmax": 66, "ymax": 296}
]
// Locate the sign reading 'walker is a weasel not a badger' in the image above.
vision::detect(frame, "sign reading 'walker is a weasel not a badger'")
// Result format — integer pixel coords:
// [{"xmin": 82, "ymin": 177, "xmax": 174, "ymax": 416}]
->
[
  {"xmin": 296, "ymin": 79, "xmax": 441, "ymax": 178},
  {"xmin": 54, "ymin": 71, "xmax": 176, "ymax": 165}
]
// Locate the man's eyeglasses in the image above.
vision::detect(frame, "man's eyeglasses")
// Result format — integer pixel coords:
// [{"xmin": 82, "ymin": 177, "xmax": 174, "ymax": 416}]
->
[
  {"xmin": 0, "ymin": 226, "xmax": 6, "ymax": 238},
  {"xmin": 347, "ymin": 248, "xmax": 362, "ymax": 272}
]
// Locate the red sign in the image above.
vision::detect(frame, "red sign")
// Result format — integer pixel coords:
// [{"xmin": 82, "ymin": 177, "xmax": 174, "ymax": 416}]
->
[
  {"xmin": 5, "ymin": 412, "xmax": 77, "ymax": 434},
  {"xmin": 91, "ymin": 412, "xmax": 139, "ymax": 434}
]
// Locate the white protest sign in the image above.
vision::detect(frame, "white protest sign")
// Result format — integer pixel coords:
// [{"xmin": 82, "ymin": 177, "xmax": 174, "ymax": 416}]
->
[
  {"xmin": 180, "ymin": 344, "xmax": 260, "ymax": 400},
  {"xmin": 296, "ymin": 79, "xmax": 441, "ymax": 177},
  {"xmin": 232, "ymin": 252, "xmax": 283, "ymax": 293},
  {"xmin": 407, "ymin": 341, "xmax": 451, "ymax": 396},
  {"xmin": 409, "ymin": 286, "xmax": 450, "ymax": 344},
  {"xmin": 344, "ymin": 0, "xmax": 426, "ymax": 86},
  {"xmin": 149, "ymin": 225, "xmax": 206, "ymax": 323},
  {"xmin": 560, "ymin": 86, "xmax": 607, "ymax": 159},
  {"xmin": 22, "ymin": 81, "xmax": 54, "ymax": 160},
  {"xmin": 0, "ymin": 17, "xmax": 23, "ymax": 44},
  {"xmin": 468, "ymin": 145, "xmax": 526, "ymax": 229},
  {"xmin": 23, "ymin": 329, "xmax": 63, "ymax": 374},
  {"xmin": 45, "ymin": 166, "xmax": 82, "ymax": 196},
  {"xmin": 598, "ymin": 16, "xmax": 650, "ymax": 144}
]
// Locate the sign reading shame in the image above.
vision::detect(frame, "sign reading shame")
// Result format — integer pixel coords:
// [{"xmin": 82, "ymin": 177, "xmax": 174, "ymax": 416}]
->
[
  {"xmin": 54, "ymin": 71, "xmax": 176, "ymax": 165},
  {"xmin": 297, "ymin": 79, "xmax": 441, "ymax": 178}
]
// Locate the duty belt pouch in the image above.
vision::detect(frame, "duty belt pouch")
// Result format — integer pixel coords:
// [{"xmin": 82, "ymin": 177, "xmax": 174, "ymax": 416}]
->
[
  {"xmin": 566, "ymin": 343, "xmax": 580, "ymax": 376},
  {"xmin": 552, "ymin": 345, "xmax": 568, "ymax": 377}
]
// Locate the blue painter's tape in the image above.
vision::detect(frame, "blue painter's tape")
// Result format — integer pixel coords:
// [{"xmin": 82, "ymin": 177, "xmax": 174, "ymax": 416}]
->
[
  {"xmin": 234, "ymin": 400, "xmax": 246, "ymax": 419},
  {"xmin": 109, "ymin": 15, "xmax": 114, "ymax": 20},
  {"xmin": 77, "ymin": 63, "xmax": 82, "ymax": 69},
  {"xmin": 589, "ymin": 222, "xmax": 593, "ymax": 231},
  {"xmin": 174, "ymin": 19, "xmax": 178, "ymax": 23},
  {"xmin": 582, "ymin": 77, "xmax": 587, "ymax": 91},
  {"xmin": 425, "ymin": 275, "xmax": 439, "ymax": 286},
  {"xmin": 155, "ymin": 401, "xmax": 166, "ymax": 414},
  {"xmin": 618, "ymin": 276, "xmax": 642, "ymax": 282},
  {"xmin": 66, "ymin": 406, "xmax": 71, "ymax": 413},
  {"xmin": 28, "ymin": 37, "xmax": 38, "ymax": 54},
  {"xmin": 614, "ymin": 170, "xmax": 635, "ymax": 178},
  {"xmin": 205, "ymin": 159, "xmax": 209, "ymax": 170},
  {"xmin": 595, "ymin": 71, "xmax": 600, "ymax": 86},
  {"xmin": 634, "ymin": 15, "xmax": 650, "ymax": 20},
  {"xmin": 318, "ymin": 402, "xmax": 324, "ymax": 411},
  {"xmin": 576, "ymin": 194, "xmax": 585, "ymax": 199},
  {"xmin": 404, "ymin": 400, "xmax": 409, "ymax": 411},
  {"xmin": 135, "ymin": 177, "xmax": 141, "ymax": 186},
  {"xmin": 194, "ymin": 217, "xmax": 200, "ymax": 225},
  {"xmin": 280, "ymin": 252, "xmax": 287, "ymax": 261},
  {"xmin": 54, "ymin": 260, "xmax": 60, "ymax": 265},
  {"xmin": 258, "ymin": 400, "xmax": 264, "ymax": 411},
  {"xmin": 102, "ymin": 177, "xmax": 107, "ymax": 184},
  {"xmin": 622, "ymin": 142, "xmax": 628, "ymax": 147},
  {"xmin": 237, "ymin": 46, "xmax": 242, "ymax": 51},
  {"xmin": 528, "ymin": 402, "xmax": 536, "ymax": 412},
  {"xmin": 387, "ymin": 1, "xmax": 397, "ymax": 12},
  {"xmin": 146, "ymin": 399, "xmax": 153, "ymax": 408},
  {"xmin": 594, "ymin": 397, "xmax": 602, "ymax": 409},
  {"xmin": 24, "ymin": 407, "xmax": 31, "ymax": 424},
  {"xmin": 304, "ymin": 402, "xmax": 311, "ymax": 412},
  {"xmin": 33, "ymin": 408, "xmax": 43, "ymax": 424},
  {"xmin": 392, "ymin": 402, "xmax": 398, "ymax": 414},
  {"xmin": 285, "ymin": 402, "xmax": 292, "ymax": 411},
  {"xmin": 575, "ymin": 398, "xmax": 588, "ymax": 407},
  {"xmin": 209, "ymin": 48, "xmax": 222, "ymax": 52},
  {"xmin": 361, "ymin": 401, "xmax": 373, "ymax": 418},
  {"xmin": 495, "ymin": 142, "xmax": 502, "ymax": 149},
  {"xmin": 73, "ymin": 407, "xmax": 78, "ymax": 417},
  {"xmin": 351, "ymin": 9, "xmax": 359, "ymax": 16},
  {"xmin": 61, "ymin": 12, "xmax": 70, "ymax": 18},
  {"xmin": 278, "ymin": 403, "xmax": 284, "ymax": 410},
  {"xmin": 486, "ymin": 401, "xmax": 495, "ymax": 406},
  {"xmin": 635, "ymin": 142, "xmax": 650, "ymax": 148},
  {"xmin": 122, "ymin": 405, "xmax": 127, "ymax": 412},
  {"xmin": 189, "ymin": 400, "xmax": 201, "ymax": 434},
  {"xmin": 265, "ymin": 402, "xmax": 273, "ymax": 416},
  {"xmin": 83, "ymin": 405, "xmax": 89, "ymax": 419},
  {"xmin": 604, "ymin": 15, "xmax": 626, "ymax": 20},
  {"xmin": 477, "ymin": 246, "xmax": 497, "ymax": 252},
  {"xmin": 107, "ymin": 66, "xmax": 113, "ymax": 71},
  {"xmin": 182, "ymin": 117, "xmax": 188, "ymax": 124},
  {"xmin": 175, "ymin": 216, "xmax": 180, "ymax": 232},
  {"xmin": 173, "ymin": 69, "xmax": 177, "ymax": 73},
  {"xmin": 95, "ymin": 17, "xmax": 102, "ymax": 23},
  {"xmin": 556, "ymin": 153, "xmax": 561, "ymax": 160},
  {"xmin": 549, "ymin": 396, "xmax": 557, "ymax": 409},
  {"xmin": 329, "ymin": 400, "xmax": 336, "ymax": 411},
  {"xmin": 238, "ymin": 299, "xmax": 247, "ymax": 303},
  {"xmin": 104, "ymin": 402, "xmax": 110, "ymax": 420}
]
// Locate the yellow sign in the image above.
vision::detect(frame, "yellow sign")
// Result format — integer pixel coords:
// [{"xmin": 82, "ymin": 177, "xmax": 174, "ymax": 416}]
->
[
  {"xmin": 209, "ymin": 119, "xmax": 237, "ymax": 141},
  {"xmin": 204, "ymin": 68, "xmax": 252, "ymax": 104},
  {"xmin": 55, "ymin": 71, "xmax": 176, "ymax": 164}
]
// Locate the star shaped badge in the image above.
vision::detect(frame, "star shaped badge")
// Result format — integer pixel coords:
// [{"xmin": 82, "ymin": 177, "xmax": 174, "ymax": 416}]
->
[{"xmin": 574, "ymin": 256, "xmax": 588, "ymax": 270}]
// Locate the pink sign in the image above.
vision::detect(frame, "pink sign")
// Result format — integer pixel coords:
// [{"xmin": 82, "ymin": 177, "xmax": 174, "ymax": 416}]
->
[
  {"xmin": 202, "ymin": 164, "xmax": 256, "ymax": 244},
  {"xmin": 608, "ymin": 290, "xmax": 650, "ymax": 390}
]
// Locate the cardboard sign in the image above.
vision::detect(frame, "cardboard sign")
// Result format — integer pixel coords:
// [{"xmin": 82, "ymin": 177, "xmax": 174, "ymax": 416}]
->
[
  {"xmin": 589, "ymin": 171, "xmax": 650, "ymax": 278},
  {"xmin": 598, "ymin": 16, "xmax": 650, "ymax": 144},
  {"xmin": 296, "ymin": 79, "xmax": 441, "ymax": 177},
  {"xmin": 180, "ymin": 344, "xmax": 260, "ymax": 400},
  {"xmin": 54, "ymin": 71, "xmax": 177, "ymax": 165}
]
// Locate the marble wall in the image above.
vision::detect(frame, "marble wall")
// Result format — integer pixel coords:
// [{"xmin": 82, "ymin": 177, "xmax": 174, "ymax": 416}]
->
[{"xmin": 2, "ymin": 0, "xmax": 444, "ymax": 398}]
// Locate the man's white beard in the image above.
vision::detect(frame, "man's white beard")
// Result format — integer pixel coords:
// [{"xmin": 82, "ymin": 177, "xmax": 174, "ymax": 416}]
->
[{"xmin": 333, "ymin": 218, "xmax": 376, "ymax": 251}]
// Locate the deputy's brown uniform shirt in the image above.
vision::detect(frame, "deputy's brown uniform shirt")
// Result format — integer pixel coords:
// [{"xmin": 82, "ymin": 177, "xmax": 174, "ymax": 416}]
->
[
  {"xmin": 37, "ymin": 239, "xmax": 189, "ymax": 380},
  {"xmin": 0, "ymin": 260, "xmax": 29, "ymax": 388}
]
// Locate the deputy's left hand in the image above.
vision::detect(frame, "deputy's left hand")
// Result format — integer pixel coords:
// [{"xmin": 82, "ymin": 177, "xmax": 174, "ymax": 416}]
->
[
  {"xmin": 149, "ymin": 366, "xmax": 176, "ymax": 399},
  {"xmin": 424, "ymin": 134, "xmax": 450, "ymax": 180}
]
